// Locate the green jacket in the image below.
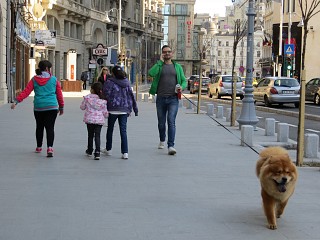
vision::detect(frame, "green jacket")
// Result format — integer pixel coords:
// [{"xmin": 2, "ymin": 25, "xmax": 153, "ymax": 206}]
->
[{"xmin": 148, "ymin": 60, "xmax": 187, "ymax": 95}]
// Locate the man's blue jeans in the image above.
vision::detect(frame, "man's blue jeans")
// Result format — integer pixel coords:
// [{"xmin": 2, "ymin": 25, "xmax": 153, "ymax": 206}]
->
[
  {"xmin": 156, "ymin": 96, "xmax": 179, "ymax": 148},
  {"xmin": 106, "ymin": 113, "xmax": 128, "ymax": 154}
]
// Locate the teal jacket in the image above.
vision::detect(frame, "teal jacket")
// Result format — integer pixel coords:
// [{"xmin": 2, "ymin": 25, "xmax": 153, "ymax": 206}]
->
[{"xmin": 148, "ymin": 60, "xmax": 187, "ymax": 95}]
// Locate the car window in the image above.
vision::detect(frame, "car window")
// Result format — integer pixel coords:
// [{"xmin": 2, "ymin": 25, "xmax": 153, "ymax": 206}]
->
[
  {"xmin": 274, "ymin": 79, "xmax": 299, "ymax": 87},
  {"xmin": 314, "ymin": 79, "xmax": 320, "ymax": 86},
  {"xmin": 307, "ymin": 79, "xmax": 314, "ymax": 86},
  {"xmin": 222, "ymin": 76, "xmax": 242, "ymax": 82},
  {"xmin": 259, "ymin": 79, "xmax": 270, "ymax": 87}
]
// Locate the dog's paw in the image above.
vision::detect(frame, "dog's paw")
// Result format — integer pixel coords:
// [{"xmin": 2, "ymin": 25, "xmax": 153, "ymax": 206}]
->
[{"xmin": 267, "ymin": 223, "xmax": 277, "ymax": 230}]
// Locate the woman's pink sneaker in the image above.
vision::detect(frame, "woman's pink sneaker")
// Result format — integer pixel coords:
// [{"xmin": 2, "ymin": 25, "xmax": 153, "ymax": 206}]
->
[
  {"xmin": 35, "ymin": 147, "xmax": 42, "ymax": 153},
  {"xmin": 47, "ymin": 147, "xmax": 54, "ymax": 157}
]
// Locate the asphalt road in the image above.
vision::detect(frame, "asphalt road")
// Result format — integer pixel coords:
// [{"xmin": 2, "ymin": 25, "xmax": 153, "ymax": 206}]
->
[{"xmin": 184, "ymin": 91, "xmax": 320, "ymax": 148}]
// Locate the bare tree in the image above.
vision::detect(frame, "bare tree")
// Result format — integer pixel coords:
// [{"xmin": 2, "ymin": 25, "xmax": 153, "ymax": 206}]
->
[
  {"xmin": 231, "ymin": 19, "xmax": 247, "ymax": 126},
  {"xmin": 296, "ymin": 0, "xmax": 320, "ymax": 166}
]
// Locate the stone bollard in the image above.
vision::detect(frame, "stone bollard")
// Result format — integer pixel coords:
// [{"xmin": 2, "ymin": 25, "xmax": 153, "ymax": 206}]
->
[
  {"xmin": 226, "ymin": 108, "xmax": 231, "ymax": 122},
  {"xmin": 216, "ymin": 105, "xmax": 224, "ymax": 118},
  {"xmin": 304, "ymin": 133, "xmax": 319, "ymax": 158},
  {"xmin": 241, "ymin": 125, "xmax": 253, "ymax": 147},
  {"xmin": 143, "ymin": 94, "xmax": 149, "ymax": 102},
  {"xmin": 186, "ymin": 100, "xmax": 192, "ymax": 109},
  {"xmin": 193, "ymin": 101, "xmax": 198, "ymax": 112},
  {"xmin": 152, "ymin": 95, "xmax": 156, "ymax": 103},
  {"xmin": 207, "ymin": 103, "xmax": 214, "ymax": 116},
  {"xmin": 138, "ymin": 93, "xmax": 143, "ymax": 101},
  {"xmin": 277, "ymin": 123, "xmax": 289, "ymax": 142},
  {"xmin": 265, "ymin": 118, "xmax": 275, "ymax": 136}
]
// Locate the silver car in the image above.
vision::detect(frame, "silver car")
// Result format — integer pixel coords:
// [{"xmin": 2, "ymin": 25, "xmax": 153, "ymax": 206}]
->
[
  {"xmin": 253, "ymin": 77, "xmax": 300, "ymax": 107},
  {"xmin": 208, "ymin": 75, "xmax": 244, "ymax": 99},
  {"xmin": 305, "ymin": 78, "xmax": 320, "ymax": 105}
]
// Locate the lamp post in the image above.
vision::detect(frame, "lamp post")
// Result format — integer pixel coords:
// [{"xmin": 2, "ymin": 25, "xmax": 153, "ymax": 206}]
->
[
  {"xmin": 237, "ymin": 0, "xmax": 259, "ymax": 128},
  {"xmin": 104, "ymin": 0, "xmax": 122, "ymax": 63},
  {"xmin": 197, "ymin": 29, "xmax": 205, "ymax": 114}
]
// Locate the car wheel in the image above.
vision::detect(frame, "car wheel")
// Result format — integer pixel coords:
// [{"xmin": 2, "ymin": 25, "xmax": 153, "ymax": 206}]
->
[
  {"xmin": 208, "ymin": 91, "xmax": 213, "ymax": 98},
  {"xmin": 264, "ymin": 95, "xmax": 271, "ymax": 107},
  {"xmin": 217, "ymin": 91, "xmax": 221, "ymax": 99},
  {"xmin": 294, "ymin": 102, "xmax": 299, "ymax": 108},
  {"xmin": 314, "ymin": 94, "xmax": 320, "ymax": 105},
  {"xmin": 240, "ymin": 95, "xmax": 244, "ymax": 100}
]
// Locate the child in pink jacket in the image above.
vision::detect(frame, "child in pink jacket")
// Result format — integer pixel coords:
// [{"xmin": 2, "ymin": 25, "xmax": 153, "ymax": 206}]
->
[{"xmin": 80, "ymin": 82, "xmax": 108, "ymax": 160}]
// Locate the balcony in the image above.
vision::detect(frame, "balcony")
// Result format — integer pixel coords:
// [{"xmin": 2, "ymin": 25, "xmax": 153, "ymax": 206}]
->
[{"xmin": 54, "ymin": 0, "xmax": 90, "ymax": 20}]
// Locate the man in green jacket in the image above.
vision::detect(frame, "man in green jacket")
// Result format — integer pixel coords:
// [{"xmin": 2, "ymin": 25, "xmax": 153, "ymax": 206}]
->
[{"xmin": 148, "ymin": 45, "xmax": 187, "ymax": 155}]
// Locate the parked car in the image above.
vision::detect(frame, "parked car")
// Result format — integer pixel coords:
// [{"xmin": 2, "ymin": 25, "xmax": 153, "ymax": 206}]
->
[
  {"xmin": 187, "ymin": 75, "xmax": 199, "ymax": 90},
  {"xmin": 208, "ymin": 75, "xmax": 244, "ymax": 99},
  {"xmin": 305, "ymin": 78, "xmax": 320, "ymax": 105},
  {"xmin": 189, "ymin": 77, "xmax": 210, "ymax": 94},
  {"xmin": 253, "ymin": 77, "xmax": 300, "ymax": 107}
]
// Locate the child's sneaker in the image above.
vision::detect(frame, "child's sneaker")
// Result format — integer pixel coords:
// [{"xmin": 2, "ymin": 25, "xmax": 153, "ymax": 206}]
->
[
  {"xmin": 35, "ymin": 147, "xmax": 42, "ymax": 153},
  {"xmin": 85, "ymin": 150, "xmax": 92, "ymax": 157},
  {"xmin": 94, "ymin": 152, "xmax": 100, "ymax": 160},
  {"xmin": 47, "ymin": 147, "xmax": 54, "ymax": 158}
]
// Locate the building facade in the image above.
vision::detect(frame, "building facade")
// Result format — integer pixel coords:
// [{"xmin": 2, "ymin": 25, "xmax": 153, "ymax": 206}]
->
[{"xmin": 0, "ymin": 0, "xmax": 165, "ymax": 105}]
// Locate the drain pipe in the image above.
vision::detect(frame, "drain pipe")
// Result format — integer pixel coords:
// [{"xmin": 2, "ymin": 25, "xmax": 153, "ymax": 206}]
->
[{"xmin": 6, "ymin": 0, "xmax": 12, "ymax": 103}]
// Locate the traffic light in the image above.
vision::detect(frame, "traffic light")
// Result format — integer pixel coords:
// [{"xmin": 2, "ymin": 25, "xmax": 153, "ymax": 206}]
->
[
  {"xmin": 287, "ymin": 57, "xmax": 292, "ymax": 70},
  {"xmin": 118, "ymin": 53, "xmax": 126, "ymax": 64}
]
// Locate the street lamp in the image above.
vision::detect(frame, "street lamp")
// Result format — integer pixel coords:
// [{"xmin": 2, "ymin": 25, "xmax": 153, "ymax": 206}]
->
[
  {"xmin": 104, "ymin": 0, "xmax": 122, "ymax": 60},
  {"xmin": 237, "ymin": 0, "xmax": 259, "ymax": 128}
]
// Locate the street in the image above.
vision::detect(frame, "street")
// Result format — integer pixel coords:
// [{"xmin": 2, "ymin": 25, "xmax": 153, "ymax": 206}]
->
[{"xmin": 184, "ymin": 91, "xmax": 320, "ymax": 149}]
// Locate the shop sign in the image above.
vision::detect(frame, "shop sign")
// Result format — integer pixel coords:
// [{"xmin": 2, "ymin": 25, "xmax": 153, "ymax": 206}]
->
[
  {"xmin": 35, "ymin": 30, "xmax": 56, "ymax": 47},
  {"xmin": 16, "ymin": 14, "xmax": 31, "ymax": 45},
  {"xmin": 92, "ymin": 44, "xmax": 108, "ymax": 56}
]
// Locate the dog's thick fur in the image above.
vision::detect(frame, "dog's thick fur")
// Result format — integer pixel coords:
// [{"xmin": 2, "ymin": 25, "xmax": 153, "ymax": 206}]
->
[{"xmin": 256, "ymin": 146, "xmax": 298, "ymax": 230}]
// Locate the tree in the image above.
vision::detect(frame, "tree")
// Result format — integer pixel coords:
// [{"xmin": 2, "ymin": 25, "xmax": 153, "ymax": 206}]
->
[
  {"xmin": 231, "ymin": 19, "xmax": 247, "ymax": 126},
  {"xmin": 296, "ymin": 0, "xmax": 320, "ymax": 166}
]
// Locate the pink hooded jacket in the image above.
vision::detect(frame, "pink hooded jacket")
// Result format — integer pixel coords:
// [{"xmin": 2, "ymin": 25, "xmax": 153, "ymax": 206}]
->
[{"xmin": 80, "ymin": 94, "xmax": 108, "ymax": 125}]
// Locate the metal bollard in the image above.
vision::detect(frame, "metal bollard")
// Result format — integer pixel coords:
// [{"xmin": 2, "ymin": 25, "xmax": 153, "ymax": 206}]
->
[
  {"xmin": 304, "ymin": 133, "xmax": 319, "ymax": 158},
  {"xmin": 265, "ymin": 118, "xmax": 275, "ymax": 136},
  {"xmin": 241, "ymin": 125, "xmax": 253, "ymax": 147}
]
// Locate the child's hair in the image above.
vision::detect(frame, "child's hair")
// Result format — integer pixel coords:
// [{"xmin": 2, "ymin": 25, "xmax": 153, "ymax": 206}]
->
[
  {"xmin": 91, "ymin": 82, "xmax": 104, "ymax": 99},
  {"xmin": 35, "ymin": 60, "xmax": 52, "ymax": 75},
  {"xmin": 112, "ymin": 65, "xmax": 126, "ymax": 79}
]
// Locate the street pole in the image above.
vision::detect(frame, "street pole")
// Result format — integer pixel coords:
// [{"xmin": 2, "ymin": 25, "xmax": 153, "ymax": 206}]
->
[
  {"xmin": 287, "ymin": 0, "xmax": 292, "ymax": 77},
  {"xmin": 278, "ymin": 0, "xmax": 284, "ymax": 77},
  {"xmin": 197, "ymin": 30, "xmax": 205, "ymax": 114},
  {"xmin": 237, "ymin": 0, "xmax": 259, "ymax": 128},
  {"xmin": 118, "ymin": 0, "xmax": 122, "ymax": 65}
]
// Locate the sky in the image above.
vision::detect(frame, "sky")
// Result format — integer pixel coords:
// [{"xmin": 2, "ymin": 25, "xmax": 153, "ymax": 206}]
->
[{"xmin": 194, "ymin": 0, "xmax": 231, "ymax": 17}]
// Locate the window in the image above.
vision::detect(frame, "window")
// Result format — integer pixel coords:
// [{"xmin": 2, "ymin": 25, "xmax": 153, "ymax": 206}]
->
[
  {"xmin": 175, "ymin": 4, "xmax": 188, "ymax": 15},
  {"xmin": 257, "ymin": 51, "xmax": 261, "ymax": 58},
  {"xmin": 163, "ymin": 4, "xmax": 170, "ymax": 15},
  {"xmin": 226, "ymin": 50, "xmax": 229, "ymax": 57},
  {"xmin": 226, "ymin": 41, "xmax": 229, "ymax": 47}
]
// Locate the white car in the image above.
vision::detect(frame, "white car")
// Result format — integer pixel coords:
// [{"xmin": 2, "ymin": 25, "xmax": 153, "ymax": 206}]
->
[{"xmin": 208, "ymin": 75, "xmax": 244, "ymax": 99}]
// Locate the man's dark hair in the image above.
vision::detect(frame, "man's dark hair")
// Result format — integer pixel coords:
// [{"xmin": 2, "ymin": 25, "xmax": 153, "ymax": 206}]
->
[
  {"xmin": 161, "ymin": 45, "xmax": 171, "ymax": 51},
  {"xmin": 112, "ymin": 65, "xmax": 126, "ymax": 79}
]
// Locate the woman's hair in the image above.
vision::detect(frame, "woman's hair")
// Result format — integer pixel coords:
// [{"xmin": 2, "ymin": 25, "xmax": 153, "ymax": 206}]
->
[
  {"xmin": 35, "ymin": 60, "xmax": 52, "ymax": 75},
  {"xmin": 96, "ymin": 67, "xmax": 109, "ymax": 82},
  {"xmin": 111, "ymin": 66, "xmax": 126, "ymax": 79},
  {"xmin": 91, "ymin": 82, "xmax": 104, "ymax": 99}
]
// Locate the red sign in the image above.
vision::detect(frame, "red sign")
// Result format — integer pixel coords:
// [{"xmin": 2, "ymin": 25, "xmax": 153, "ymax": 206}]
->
[{"xmin": 71, "ymin": 65, "xmax": 74, "ymax": 80}]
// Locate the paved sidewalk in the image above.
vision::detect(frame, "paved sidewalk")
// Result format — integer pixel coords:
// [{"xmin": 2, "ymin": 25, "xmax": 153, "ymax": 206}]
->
[{"xmin": 0, "ymin": 93, "xmax": 319, "ymax": 240}]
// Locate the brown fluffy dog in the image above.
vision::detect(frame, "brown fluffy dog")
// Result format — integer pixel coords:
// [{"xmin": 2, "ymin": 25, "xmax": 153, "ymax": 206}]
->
[{"xmin": 256, "ymin": 146, "xmax": 298, "ymax": 230}]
